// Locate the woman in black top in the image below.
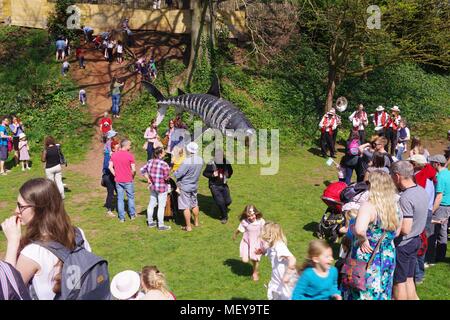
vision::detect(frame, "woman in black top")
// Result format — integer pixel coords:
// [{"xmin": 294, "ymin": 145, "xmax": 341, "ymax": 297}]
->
[{"xmin": 41, "ymin": 136, "xmax": 65, "ymax": 199}]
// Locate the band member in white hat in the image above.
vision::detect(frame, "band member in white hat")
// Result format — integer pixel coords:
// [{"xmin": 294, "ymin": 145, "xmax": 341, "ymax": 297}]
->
[
  {"xmin": 319, "ymin": 109, "xmax": 338, "ymax": 158},
  {"xmin": 373, "ymin": 105, "xmax": 388, "ymax": 136},
  {"xmin": 349, "ymin": 103, "xmax": 368, "ymax": 144},
  {"xmin": 384, "ymin": 106, "xmax": 401, "ymax": 156}
]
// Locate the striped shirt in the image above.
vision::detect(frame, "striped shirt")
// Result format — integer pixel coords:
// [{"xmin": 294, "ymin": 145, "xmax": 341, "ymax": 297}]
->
[{"xmin": 140, "ymin": 158, "xmax": 170, "ymax": 193}]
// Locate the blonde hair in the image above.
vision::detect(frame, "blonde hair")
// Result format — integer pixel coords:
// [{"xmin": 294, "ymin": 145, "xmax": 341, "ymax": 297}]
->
[
  {"xmin": 141, "ymin": 266, "xmax": 170, "ymax": 296},
  {"xmin": 367, "ymin": 171, "xmax": 400, "ymax": 231},
  {"xmin": 261, "ymin": 222, "xmax": 287, "ymax": 247},
  {"xmin": 298, "ymin": 240, "xmax": 331, "ymax": 273}
]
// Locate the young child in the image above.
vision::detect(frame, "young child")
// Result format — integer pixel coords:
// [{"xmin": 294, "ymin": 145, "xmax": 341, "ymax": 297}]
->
[
  {"xmin": 232, "ymin": 205, "xmax": 266, "ymax": 281},
  {"xmin": 18, "ymin": 133, "xmax": 30, "ymax": 171},
  {"xmin": 140, "ymin": 265, "xmax": 176, "ymax": 300},
  {"xmin": 61, "ymin": 59, "xmax": 70, "ymax": 76},
  {"xmin": 396, "ymin": 119, "xmax": 410, "ymax": 160},
  {"xmin": 291, "ymin": 240, "xmax": 342, "ymax": 300},
  {"xmin": 79, "ymin": 89, "xmax": 87, "ymax": 105},
  {"xmin": 116, "ymin": 40, "xmax": 123, "ymax": 64},
  {"xmin": 258, "ymin": 222, "xmax": 297, "ymax": 300}
]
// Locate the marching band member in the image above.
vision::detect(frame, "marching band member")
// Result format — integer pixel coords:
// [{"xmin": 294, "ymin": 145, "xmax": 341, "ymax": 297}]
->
[
  {"xmin": 319, "ymin": 109, "xmax": 338, "ymax": 158},
  {"xmin": 349, "ymin": 104, "xmax": 368, "ymax": 144},
  {"xmin": 373, "ymin": 105, "xmax": 388, "ymax": 136},
  {"xmin": 384, "ymin": 106, "xmax": 401, "ymax": 156}
]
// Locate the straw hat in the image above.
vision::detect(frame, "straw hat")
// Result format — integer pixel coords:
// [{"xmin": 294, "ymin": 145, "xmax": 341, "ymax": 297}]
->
[
  {"xmin": 110, "ymin": 270, "xmax": 141, "ymax": 300},
  {"xmin": 376, "ymin": 106, "xmax": 385, "ymax": 112},
  {"xmin": 390, "ymin": 106, "xmax": 400, "ymax": 113},
  {"xmin": 18, "ymin": 133, "xmax": 26, "ymax": 140}
]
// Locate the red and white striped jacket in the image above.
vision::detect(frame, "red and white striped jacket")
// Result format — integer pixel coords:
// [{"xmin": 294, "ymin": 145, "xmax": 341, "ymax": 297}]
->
[
  {"xmin": 319, "ymin": 115, "xmax": 337, "ymax": 134},
  {"xmin": 373, "ymin": 111, "xmax": 388, "ymax": 127}
]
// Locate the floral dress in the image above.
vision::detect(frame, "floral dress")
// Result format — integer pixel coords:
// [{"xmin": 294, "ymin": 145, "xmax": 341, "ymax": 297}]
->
[{"xmin": 341, "ymin": 219, "xmax": 396, "ymax": 300}]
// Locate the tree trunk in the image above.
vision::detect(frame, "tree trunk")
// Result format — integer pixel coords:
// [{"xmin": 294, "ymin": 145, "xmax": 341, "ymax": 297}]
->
[
  {"xmin": 325, "ymin": 64, "xmax": 337, "ymax": 113},
  {"xmin": 186, "ymin": 0, "xmax": 210, "ymax": 87}
]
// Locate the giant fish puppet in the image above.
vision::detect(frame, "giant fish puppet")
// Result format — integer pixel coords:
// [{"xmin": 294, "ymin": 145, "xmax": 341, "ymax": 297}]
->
[{"xmin": 142, "ymin": 76, "xmax": 255, "ymax": 137}]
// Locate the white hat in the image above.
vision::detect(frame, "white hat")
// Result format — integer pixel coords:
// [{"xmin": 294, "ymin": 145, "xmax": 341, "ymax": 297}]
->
[
  {"xmin": 186, "ymin": 141, "xmax": 199, "ymax": 154},
  {"xmin": 110, "ymin": 270, "xmax": 141, "ymax": 300},
  {"xmin": 18, "ymin": 133, "xmax": 26, "ymax": 139},
  {"xmin": 408, "ymin": 154, "xmax": 427, "ymax": 165},
  {"xmin": 376, "ymin": 106, "xmax": 385, "ymax": 112},
  {"xmin": 391, "ymin": 106, "xmax": 400, "ymax": 113},
  {"xmin": 107, "ymin": 130, "xmax": 117, "ymax": 139}
]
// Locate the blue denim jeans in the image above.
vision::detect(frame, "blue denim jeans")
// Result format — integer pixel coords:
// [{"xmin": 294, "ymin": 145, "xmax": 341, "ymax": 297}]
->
[
  {"xmin": 147, "ymin": 190, "xmax": 168, "ymax": 227},
  {"xmin": 396, "ymin": 144, "xmax": 405, "ymax": 160},
  {"xmin": 112, "ymin": 93, "xmax": 121, "ymax": 115},
  {"xmin": 116, "ymin": 182, "xmax": 135, "ymax": 220},
  {"xmin": 415, "ymin": 254, "xmax": 425, "ymax": 282}
]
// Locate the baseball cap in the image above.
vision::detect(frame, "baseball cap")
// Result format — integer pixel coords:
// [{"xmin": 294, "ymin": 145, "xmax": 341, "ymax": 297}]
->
[{"xmin": 428, "ymin": 154, "xmax": 447, "ymax": 164}]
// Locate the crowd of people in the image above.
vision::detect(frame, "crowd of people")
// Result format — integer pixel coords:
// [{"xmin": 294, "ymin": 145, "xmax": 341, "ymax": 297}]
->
[{"xmin": 1, "ymin": 27, "xmax": 450, "ymax": 300}]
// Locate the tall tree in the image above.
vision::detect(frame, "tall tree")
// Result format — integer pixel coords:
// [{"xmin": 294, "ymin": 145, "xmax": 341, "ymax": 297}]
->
[{"xmin": 298, "ymin": 0, "xmax": 449, "ymax": 112}]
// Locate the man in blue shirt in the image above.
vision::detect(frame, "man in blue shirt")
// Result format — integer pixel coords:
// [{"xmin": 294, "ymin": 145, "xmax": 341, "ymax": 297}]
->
[
  {"xmin": 55, "ymin": 37, "xmax": 66, "ymax": 61},
  {"xmin": 0, "ymin": 116, "xmax": 11, "ymax": 175},
  {"xmin": 428, "ymin": 154, "xmax": 450, "ymax": 263},
  {"xmin": 81, "ymin": 25, "xmax": 94, "ymax": 42}
]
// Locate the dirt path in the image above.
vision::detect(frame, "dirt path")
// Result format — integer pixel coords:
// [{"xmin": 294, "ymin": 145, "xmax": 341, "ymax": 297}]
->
[{"xmin": 67, "ymin": 31, "xmax": 186, "ymax": 182}]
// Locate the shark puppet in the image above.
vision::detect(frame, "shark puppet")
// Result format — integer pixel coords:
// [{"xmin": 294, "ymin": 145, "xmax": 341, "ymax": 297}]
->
[{"xmin": 142, "ymin": 76, "xmax": 255, "ymax": 138}]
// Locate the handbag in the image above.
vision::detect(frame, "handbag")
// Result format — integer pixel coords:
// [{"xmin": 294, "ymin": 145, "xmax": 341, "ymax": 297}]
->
[{"xmin": 340, "ymin": 230, "xmax": 387, "ymax": 291}]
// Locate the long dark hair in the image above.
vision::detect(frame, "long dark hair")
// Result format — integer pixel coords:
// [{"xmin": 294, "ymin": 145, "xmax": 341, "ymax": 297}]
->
[
  {"xmin": 371, "ymin": 151, "xmax": 385, "ymax": 168},
  {"xmin": 19, "ymin": 178, "xmax": 75, "ymax": 250},
  {"xmin": 18, "ymin": 178, "xmax": 76, "ymax": 293},
  {"xmin": 239, "ymin": 204, "xmax": 263, "ymax": 221}
]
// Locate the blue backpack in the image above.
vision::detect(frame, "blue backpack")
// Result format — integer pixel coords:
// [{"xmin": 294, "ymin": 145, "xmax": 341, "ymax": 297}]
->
[{"xmin": 33, "ymin": 228, "xmax": 111, "ymax": 300}]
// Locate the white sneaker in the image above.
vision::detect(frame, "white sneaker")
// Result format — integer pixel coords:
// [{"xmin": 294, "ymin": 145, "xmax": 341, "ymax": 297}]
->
[{"xmin": 21, "ymin": 168, "xmax": 25, "ymax": 171}]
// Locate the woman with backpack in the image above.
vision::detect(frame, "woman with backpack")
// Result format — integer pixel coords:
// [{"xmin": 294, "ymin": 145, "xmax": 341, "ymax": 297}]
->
[
  {"xmin": 342, "ymin": 131, "xmax": 361, "ymax": 185},
  {"xmin": 0, "ymin": 178, "xmax": 92, "ymax": 300},
  {"xmin": 42, "ymin": 136, "xmax": 65, "ymax": 199}
]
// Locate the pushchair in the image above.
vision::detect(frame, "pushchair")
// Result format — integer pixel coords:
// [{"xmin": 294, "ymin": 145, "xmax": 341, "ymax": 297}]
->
[{"xmin": 315, "ymin": 181, "xmax": 347, "ymax": 242}]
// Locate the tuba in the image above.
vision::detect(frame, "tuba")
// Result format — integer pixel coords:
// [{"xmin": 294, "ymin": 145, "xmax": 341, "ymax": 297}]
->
[{"xmin": 335, "ymin": 96, "xmax": 348, "ymax": 112}]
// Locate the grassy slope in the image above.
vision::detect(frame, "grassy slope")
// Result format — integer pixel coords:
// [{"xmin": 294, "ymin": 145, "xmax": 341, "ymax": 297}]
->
[{"xmin": 0, "ymin": 149, "xmax": 448, "ymax": 299}]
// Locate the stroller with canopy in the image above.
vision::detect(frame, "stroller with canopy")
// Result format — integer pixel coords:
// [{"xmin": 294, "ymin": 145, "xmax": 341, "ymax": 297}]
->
[{"xmin": 315, "ymin": 182, "xmax": 347, "ymax": 242}]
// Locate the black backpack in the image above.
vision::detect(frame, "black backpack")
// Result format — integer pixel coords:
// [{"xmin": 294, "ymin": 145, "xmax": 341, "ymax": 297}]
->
[
  {"xmin": 56, "ymin": 144, "xmax": 67, "ymax": 167},
  {"xmin": 340, "ymin": 181, "xmax": 369, "ymax": 203}
]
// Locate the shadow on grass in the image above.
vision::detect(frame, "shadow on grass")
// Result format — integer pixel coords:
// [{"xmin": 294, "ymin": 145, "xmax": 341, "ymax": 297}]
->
[
  {"xmin": 303, "ymin": 221, "xmax": 319, "ymax": 233},
  {"xmin": 307, "ymin": 147, "xmax": 323, "ymax": 157},
  {"xmin": 223, "ymin": 258, "xmax": 253, "ymax": 277},
  {"xmin": 197, "ymin": 192, "xmax": 221, "ymax": 221},
  {"xmin": 231, "ymin": 297, "xmax": 251, "ymax": 300}
]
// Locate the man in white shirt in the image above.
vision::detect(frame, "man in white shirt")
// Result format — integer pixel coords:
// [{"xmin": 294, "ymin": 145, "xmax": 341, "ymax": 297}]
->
[{"xmin": 349, "ymin": 104, "xmax": 368, "ymax": 144}]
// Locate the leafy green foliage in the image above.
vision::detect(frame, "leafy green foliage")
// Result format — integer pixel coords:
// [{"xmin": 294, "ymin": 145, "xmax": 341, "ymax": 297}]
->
[
  {"xmin": 47, "ymin": 0, "xmax": 78, "ymax": 41},
  {"xmin": 0, "ymin": 26, "xmax": 91, "ymax": 161}
]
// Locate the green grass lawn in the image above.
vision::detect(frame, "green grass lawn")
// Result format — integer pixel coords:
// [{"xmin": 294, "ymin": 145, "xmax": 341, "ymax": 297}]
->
[{"xmin": 0, "ymin": 148, "xmax": 449, "ymax": 299}]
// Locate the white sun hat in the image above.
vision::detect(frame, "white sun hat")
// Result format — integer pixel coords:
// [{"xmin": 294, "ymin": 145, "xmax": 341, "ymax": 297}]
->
[
  {"xmin": 186, "ymin": 141, "xmax": 199, "ymax": 154},
  {"xmin": 110, "ymin": 270, "xmax": 141, "ymax": 300},
  {"xmin": 376, "ymin": 105, "xmax": 385, "ymax": 112}
]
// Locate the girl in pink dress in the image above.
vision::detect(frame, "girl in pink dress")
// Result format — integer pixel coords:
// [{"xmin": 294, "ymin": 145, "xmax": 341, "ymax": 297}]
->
[
  {"xmin": 232, "ymin": 205, "xmax": 265, "ymax": 281},
  {"xmin": 18, "ymin": 133, "xmax": 30, "ymax": 171}
]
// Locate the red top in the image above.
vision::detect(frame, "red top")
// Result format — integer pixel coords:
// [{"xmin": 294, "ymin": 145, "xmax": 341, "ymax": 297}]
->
[
  {"xmin": 415, "ymin": 164, "xmax": 437, "ymax": 188},
  {"xmin": 100, "ymin": 117, "xmax": 112, "ymax": 133},
  {"xmin": 76, "ymin": 48, "xmax": 84, "ymax": 58}
]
